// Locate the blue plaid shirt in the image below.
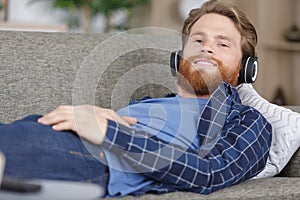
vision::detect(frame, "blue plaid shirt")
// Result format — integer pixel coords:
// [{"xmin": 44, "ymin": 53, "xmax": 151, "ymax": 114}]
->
[{"xmin": 102, "ymin": 82, "xmax": 272, "ymax": 195}]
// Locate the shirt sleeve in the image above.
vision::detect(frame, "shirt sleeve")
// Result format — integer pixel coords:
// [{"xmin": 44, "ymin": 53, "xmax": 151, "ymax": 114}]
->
[{"xmin": 101, "ymin": 105, "xmax": 272, "ymax": 194}]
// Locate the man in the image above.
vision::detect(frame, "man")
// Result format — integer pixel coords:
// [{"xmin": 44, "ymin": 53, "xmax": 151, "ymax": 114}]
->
[{"xmin": 0, "ymin": 0, "xmax": 272, "ymax": 197}]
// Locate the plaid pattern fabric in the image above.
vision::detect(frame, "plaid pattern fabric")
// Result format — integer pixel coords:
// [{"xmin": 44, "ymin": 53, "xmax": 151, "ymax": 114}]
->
[{"xmin": 102, "ymin": 82, "xmax": 272, "ymax": 195}]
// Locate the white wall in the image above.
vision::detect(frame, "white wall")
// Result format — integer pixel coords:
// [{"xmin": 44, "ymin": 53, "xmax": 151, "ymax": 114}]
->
[
  {"xmin": 8, "ymin": 0, "xmax": 65, "ymax": 24},
  {"xmin": 5, "ymin": 0, "xmax": 120, "ymax": 33}
]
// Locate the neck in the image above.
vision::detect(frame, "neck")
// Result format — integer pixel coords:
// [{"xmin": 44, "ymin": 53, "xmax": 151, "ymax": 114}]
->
[{"xmin": 177, "ymin": 86, "xmax": 210, "ymax": 99}]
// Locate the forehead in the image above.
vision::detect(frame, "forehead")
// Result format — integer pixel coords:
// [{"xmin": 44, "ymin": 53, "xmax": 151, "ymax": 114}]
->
[{"xmin": 190, "ymin": 13, "xmax": 241, "ymax": 43}]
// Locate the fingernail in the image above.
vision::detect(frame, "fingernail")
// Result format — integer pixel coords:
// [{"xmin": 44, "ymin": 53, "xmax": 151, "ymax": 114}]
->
[{"xmin": 38, "ymin": 118, "xmax": 46, "ymax": 124}]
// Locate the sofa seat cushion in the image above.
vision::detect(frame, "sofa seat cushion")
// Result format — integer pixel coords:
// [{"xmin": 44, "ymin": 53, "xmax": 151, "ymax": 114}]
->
[{"xmin": 113, "ymin": 177, "xmax": 300, "ymax": 200}]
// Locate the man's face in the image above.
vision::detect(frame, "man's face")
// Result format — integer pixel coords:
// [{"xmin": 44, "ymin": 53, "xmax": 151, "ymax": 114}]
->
[{"xmin": 178, "ymin": 13, "xmax": 243, "ymax": 96}]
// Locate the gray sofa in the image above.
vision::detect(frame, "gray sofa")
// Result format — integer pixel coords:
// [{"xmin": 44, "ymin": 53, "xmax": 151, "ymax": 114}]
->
[{"xmin": 1, "ymin": 31, "xmax": 300, "ymax": 199}]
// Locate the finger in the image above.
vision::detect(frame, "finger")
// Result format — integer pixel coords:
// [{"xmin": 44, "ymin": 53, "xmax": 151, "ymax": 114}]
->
[
  {"xmin": 95, "ymin": 107, "xmax": 135, "ymax": 127},
  {"xmin": 120, "ymin": 116, "xmax": 137, "ymax": 125},
  {"xmin": 38, "ymin": 112, "xmax": 70, "ymax": 125},
  {"xmin": 38, "ymin": 105, "xmax": 73, "ymax": 125},
  {"xmin": 108, "ymin": 114, "xmax": 134, "ymax": 127},
  {"xmin": 52, "ymin": 120, "xmax": 76, "ymax": 132},
  {"xmin": 96, "ymin": 108, "xmax": 115, "ymax": 121}
]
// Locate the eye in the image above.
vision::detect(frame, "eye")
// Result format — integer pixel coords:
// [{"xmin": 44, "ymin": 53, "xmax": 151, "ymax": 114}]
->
[
  {"xmin": 219, "ymin": 43, "xmax": 229, "ymax": 48},
  {"xmin": 195, "ymin": 39, "xmax": 203, "ymax": 43}
]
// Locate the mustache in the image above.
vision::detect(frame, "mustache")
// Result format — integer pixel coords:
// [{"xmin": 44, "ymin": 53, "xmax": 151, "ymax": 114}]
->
[{"xmin": 181, "ymin": 53, "xmax": 223, "ymax": 67}]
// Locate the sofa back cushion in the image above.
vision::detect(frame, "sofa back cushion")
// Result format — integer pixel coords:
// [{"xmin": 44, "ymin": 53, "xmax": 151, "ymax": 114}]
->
[{"xmin": 0, "ymin": 31, "xmax": 180, "ymax": 123}]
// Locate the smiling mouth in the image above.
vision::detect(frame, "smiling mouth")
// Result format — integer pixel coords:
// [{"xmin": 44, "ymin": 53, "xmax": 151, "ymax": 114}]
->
[{"xmin": 192, "ymin": 59, "xmax": 217, "ymax": 69}]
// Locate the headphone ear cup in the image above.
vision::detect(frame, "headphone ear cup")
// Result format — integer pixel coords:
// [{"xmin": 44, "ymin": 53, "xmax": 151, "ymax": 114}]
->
[
  {"xmin": 170, "ymin": 50, "xmax": 182, "ymax": 76},
  {"xmin": 239, "ymin": 56, "xmax": 258, "ymax": 84}
]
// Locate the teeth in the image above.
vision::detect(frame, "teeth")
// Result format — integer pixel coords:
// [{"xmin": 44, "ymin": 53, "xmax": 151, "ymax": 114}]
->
[{"xmin": 194, "ymin": 61, "xmax": 215, "ymax": 66}]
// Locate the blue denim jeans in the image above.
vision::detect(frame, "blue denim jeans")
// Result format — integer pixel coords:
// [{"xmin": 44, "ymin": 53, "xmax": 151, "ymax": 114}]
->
[{"xmin": 0, "ymin": 115, "xmax": 108, "ymax": 191}]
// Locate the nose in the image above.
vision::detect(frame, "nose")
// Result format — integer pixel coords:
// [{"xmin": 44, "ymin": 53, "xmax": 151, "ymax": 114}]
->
[{"xmin": 200, "ymin": 42, "xmax": 214, "ymax": 55}]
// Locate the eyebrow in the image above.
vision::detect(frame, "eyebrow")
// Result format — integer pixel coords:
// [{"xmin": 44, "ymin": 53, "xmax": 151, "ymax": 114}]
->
[{"xmin": 190, "ymin": 31, "xmax": 237, "ymax": 46}]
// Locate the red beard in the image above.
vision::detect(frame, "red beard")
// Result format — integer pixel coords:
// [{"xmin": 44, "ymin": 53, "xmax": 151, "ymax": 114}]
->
[{"xmin": 177, "ymin": 54, "xmax": 240, "ymax": 96}]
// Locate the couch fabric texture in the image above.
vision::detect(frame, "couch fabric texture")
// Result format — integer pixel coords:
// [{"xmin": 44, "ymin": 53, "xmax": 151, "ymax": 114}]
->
[{"xmin": 0, "ymin": 31, "xmax": 300, "ymax": 199}]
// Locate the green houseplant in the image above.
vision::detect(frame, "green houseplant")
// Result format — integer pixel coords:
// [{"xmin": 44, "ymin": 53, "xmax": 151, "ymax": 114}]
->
[{"xmin": 30, "ymin": 0, "xmax": 150, "ymax": 32}]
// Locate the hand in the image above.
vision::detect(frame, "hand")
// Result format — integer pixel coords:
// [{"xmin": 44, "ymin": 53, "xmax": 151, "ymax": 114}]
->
[
  {"xmin": 38, "ymin": 105, "xmax": 137, "ymax": 145},
  {"xmin": 38, "ymin": 105, "xmax": 108, "ymax": 145}
]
